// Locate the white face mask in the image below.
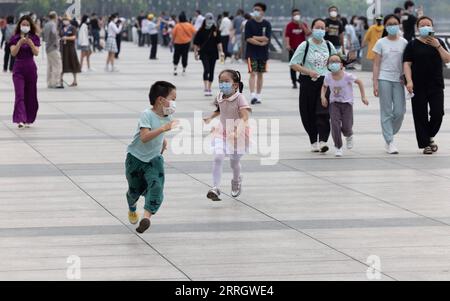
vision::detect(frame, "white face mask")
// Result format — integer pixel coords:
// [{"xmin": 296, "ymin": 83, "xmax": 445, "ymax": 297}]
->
[
  {"xmin": 63, "ymin": 20, "xmax": 70, "ymax": 26},
  {"xmin": 21, "ymin": 26, "xmax": 30, "ymax": 34},
  {"xmin": 162, "ymin": 100, "xmax": 176, "ymax": 116},
  {"xmin": 330, "ymin": 11, "xmax": 338, "ymax": 18},
  {"xmin": 293, "ymin": 15, "xmax": 301, "ymax": 22}
]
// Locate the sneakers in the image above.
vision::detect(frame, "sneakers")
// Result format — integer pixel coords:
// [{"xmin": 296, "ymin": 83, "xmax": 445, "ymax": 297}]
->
[
  {"xmin": 207, "ymin": 187, "xmax": 222, "ymax": 202},
  {"xmin": 335, "ymin": 148, "xmax": 343, "ymax": 157},
  {"xmin": 204, "ymin": 90, "xmax": 213, "ymax": 97},
  {"xmin": 319, "ymin": 142, "xmax": 329, "ymax": 153},
  {"xmin": 386, "ymin": 142, "xmax": 399, "ymax": 155},
  {"xmin": 128, "ymin": 211, "xmax": 139, "ymax": 225},
  {"xmin": 346, "ymin": 136, "xmax": 354, "ymax": 150},
  {"xmin": 251, "ymin": 98, "xmax": 261, "ymax": 105},
  {"xmin": 136, "ymin": 218, "xmax": 151, "ymax": 234},
  {"xmin": 18, "ymin": 123, "xmax": 25, "ymax": 129},
  {"xmin": 311, "ymin": 142, "xmax": 320, "ymax": 153},
  {"xmin": 231, "ymin": 177, "xmax": 243, "ymax": 198}
]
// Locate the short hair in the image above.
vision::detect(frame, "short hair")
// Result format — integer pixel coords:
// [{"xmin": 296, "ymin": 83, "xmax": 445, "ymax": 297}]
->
[
  {"xmin": 416, "ymin": 16, "xmax": 433, "ymax": 27},
  {"xmin": 149, "ymin": 81, "xmax": 176, "ymax": 106},
  {"xmin": 196, "ymin": 10, "xmax": 201, "ymax": 15},
  {"xmin": 48, "ymin": 11, "xmax": 57, "ymax": 19},
  {"xmin": 292, "ymin": 9, "xmax": 300, "ymax": 15},
  {"xmin": 328, "ymin": 5, "xmax": 338, "ymax": 11},
  {"xmin": 394, "ymin": 7, "xmax": 403, "ymax": 14},
  {"xmin": 178, "ymin": 13, "xmax": 187, "ymax": 23},
  {"xmin": 223, "ymin": 11, "xmax": 229, "ymax": 17},
  {"xmin": 6, "ymin": 15, "xmax": 14, "ymax": 24},
  {"xmin": 254, "ymin": 2, "xmax": 267, "ymax": 12},
  {"xmin": 311, "ymin": 18, "xmax": 326, "ymax": 28},
  {"xmin": 404, "ymin": 1, "xmax": 415, "ymax": 10}
]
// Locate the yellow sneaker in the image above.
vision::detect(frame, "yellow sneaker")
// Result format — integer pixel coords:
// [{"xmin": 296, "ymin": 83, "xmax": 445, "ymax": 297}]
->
[{"xmin": 128, "ymin": 211, "xmax": 139, "ymax": 225}]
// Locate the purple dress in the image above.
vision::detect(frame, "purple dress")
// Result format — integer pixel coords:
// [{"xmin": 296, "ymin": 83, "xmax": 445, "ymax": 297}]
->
[{"xmin": 9, "ymin": 34, "xmax": 40, "ymax": 124}]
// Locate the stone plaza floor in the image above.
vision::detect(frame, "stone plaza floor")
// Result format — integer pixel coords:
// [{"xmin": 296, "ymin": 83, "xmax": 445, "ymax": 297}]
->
[{"xmin": 0, "ymin": 43, "xmax": 449, "ymax": 281}]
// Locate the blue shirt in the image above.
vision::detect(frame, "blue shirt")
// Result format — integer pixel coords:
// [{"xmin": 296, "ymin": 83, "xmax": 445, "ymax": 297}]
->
[{"xmin": 127, "ymin": 109, "xmax": 171, "ymax": 162}]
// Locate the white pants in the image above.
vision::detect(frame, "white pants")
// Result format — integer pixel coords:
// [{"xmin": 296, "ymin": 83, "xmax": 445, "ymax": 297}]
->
[{"xmin": 47, "ymin": 50, "xmax": 62, "ymax": 88}]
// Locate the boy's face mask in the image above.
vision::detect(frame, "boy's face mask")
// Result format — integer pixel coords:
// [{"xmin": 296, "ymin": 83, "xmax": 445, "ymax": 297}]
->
[{"xmin": 161, "ymin": 98, "xmax": 176, "ymax": 116}]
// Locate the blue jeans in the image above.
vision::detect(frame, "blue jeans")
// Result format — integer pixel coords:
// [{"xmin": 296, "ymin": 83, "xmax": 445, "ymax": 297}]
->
[{"xmin": 378, "ymin": 80, "xmax": 406, "ymax": 144}]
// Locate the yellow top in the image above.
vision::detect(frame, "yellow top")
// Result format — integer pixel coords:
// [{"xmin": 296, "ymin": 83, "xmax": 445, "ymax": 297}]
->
[{"xmin": 363, "ymin": 25, "xmax": 384, "ymax": 60}]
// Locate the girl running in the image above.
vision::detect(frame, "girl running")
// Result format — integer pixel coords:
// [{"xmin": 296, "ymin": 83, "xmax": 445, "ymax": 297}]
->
[
  {"xmin": 321, "ymin": 54, "xmax": 369, "ymax": 157},
  {"xmin": 203, "ymin": 70, "xmax": 252, "ymax": 201}
]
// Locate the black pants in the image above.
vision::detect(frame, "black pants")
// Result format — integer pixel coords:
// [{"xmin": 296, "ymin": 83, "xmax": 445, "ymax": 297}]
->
[
  {"xmin": 299, "ymin": 75, "xmax": 330, "ymax": 144},
  {"xmin": 92, "ymin": 29, "xmax": 100, "ymax": 51},
  {"xmin": 411, "ymin": 87, "xmax": 445, "ymax": 149},
  {"xmin": 221, "ymin": 35, "xmax": 230, "ymax": 58},
  {"xmin": 150, "ymin": 34, "xmax": 158, "ymax": 59},
  {"xmin": 173, "ymin": 43, "xmax": 190, "ymax": 68},
  {"xmin": 201, "ymin": 55, "xmax": 217, "ymax": 82},
  {"xmin": 138, "ymin": 30, "xmax": 144, "ymax": 47},
  {"xmin": 115, "ymin": 35, "xmax": 122, "ymax": 58},
  {"xmin": 289, "ymin": 50, "xmax": 299, "ymax": 85},
  {"xmin": 3, "ymin": 43, "xmax": 14, "ymax": 72}
]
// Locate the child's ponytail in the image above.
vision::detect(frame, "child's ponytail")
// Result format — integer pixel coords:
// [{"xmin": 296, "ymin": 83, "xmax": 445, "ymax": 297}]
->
[{"xmin": 235, "ymin": 70, "xmax": 244, "ymax": 93}]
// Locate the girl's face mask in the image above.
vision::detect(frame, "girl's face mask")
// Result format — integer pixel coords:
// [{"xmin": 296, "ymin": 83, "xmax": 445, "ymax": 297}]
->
[
  {"xmin": 21, "ymin": 26, "xmax": 30, "ymax": 34},
  {"xmin": 219, "ymin": 82, "xmax": 236, "ymax": 96}
]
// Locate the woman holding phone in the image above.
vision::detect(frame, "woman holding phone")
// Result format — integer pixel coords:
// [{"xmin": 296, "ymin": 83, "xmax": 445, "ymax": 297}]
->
[
  {"xmin": 403, "ymin": 16, "xmax": 450, "ymax": 154},
  {"xmin": 9, "ymin": 15, "xmax": 40, "ymax": 129}
]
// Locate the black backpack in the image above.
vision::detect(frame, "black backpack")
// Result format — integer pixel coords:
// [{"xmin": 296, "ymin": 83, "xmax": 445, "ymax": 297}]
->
[{"xmin": 302, "ymin": 40, "xmax": 333, "ymax": 66}]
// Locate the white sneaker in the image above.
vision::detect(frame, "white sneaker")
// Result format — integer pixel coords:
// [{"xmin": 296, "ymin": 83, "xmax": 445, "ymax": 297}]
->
[
  {"xmin": 386, "ymin": 143, "xmax": 399, "ymax": 155},
  {"xmin": 311, "ymin": 142, "xmax": 320, "ymax": 153},
  {"xmin": 18, "ymin": 122, "xmax": 25, "ymax": 129},
  {"xmin": 335, "ymin": 148, "xmax": 344, "ymax": 157},
  {"xmin": 346, "ymin": 136, "xmax": 354, "ymax": 149},
  {"xmin": 319, "ymin": 142, "xmax": 329, "ymax": 153}
]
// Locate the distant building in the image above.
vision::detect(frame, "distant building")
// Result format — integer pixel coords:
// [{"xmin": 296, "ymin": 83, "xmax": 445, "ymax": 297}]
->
[{"xmin": 0, "ymin": 0, "xmax": 24, "ymax": 15}]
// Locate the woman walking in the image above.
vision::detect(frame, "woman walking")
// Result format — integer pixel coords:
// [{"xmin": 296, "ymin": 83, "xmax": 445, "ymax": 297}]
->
[
  {"xmin": 60, "ymin": 15, "xmax": 81, "ymax": 86},
  {"xmin": 403, "ymin": 16, "xmax": 450, "ymax": 154},
  {"xmin": 193, "ymin": 13, "xmax": 224, "ymax": 96},
  {"xmin": 171, "ymin": 12, "xmax": 196, "ymax": 76},
  {"xmin": 105, "ymin": 14, "xmax": 123, "ymax": 72},
  {"xmin": 289, "ymin": 18, "xmax": 337, "ymax": 153},
  {"xmin": 79, "ymin": 15, "xmax": 92, "ymax": 72},
  {"xmin": 372, "ymin": 14, "xmax": 408, "ymax": 154},
  {"xmin": 9, "ymin": 15, "xmax": 40, "ymax": 129}
]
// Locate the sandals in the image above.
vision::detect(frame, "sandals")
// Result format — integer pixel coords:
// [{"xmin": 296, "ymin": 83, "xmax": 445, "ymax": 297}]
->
[
  {"xmin": 430, "ymin": 141, "xmax": 439, "ymax": 153},
  {"xmin": 423, "ymin": 146, "xmax": 433, "ymax": 155}
]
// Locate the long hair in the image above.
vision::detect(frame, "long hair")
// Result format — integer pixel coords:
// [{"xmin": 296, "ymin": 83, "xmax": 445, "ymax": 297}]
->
[{"xmin": 14, "ymin": 15, "xmax": 37, "ymax": 36}]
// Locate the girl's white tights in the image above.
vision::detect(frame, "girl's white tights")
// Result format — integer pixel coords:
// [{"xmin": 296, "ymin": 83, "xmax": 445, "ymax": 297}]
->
[{"xmin": 212, "ymin": 154, "xmax": 243, "ymax": 188}]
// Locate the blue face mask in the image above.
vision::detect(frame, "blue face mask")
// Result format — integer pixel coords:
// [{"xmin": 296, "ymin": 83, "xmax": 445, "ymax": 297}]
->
[
  {"xmin": 252, "ymin": 10, "xmax": 261, "ymax": 18},
  {"xmin": 312, "ymin": 29, "xmax": 326, "ymax": 41},
  {"xmin": 386, "ymin": 25, "xmax": 400, "ymax": 36},
  {"xmin": 419, "ymin": 26, "xmax": 433, "ymax": 37},
  {"xmin": 328, "ymin": 63, "xmax": 341, "ymax": 73},
  {"xmin": 219, "ymin": 82, "xmax": 235, "ymax": 95}
]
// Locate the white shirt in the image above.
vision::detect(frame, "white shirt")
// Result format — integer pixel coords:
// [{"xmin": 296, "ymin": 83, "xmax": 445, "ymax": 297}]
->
[
  {"xmin": 220, "ymin": 17, "xmax": 232, "ymax": 36},
  {"xmin": 141, "ymin": 19, "xmax": 150, "ymax": 34},
  {"xmin": 194, "ymin": 15, "xmax": 205, "ymax": 31},
  {"xmin": 372, "ymin": 37, "xmax": 408, "ymax": 82},
  {"xmin": 107, "ymin": 21, "xmax": 122, "ymax": 38},
  {"xmin": 148, "ymin": 21, "xmax": 158, "ymax": 35},
  {"xmin": 78, "ymin": 23, "xmax": 90, "ymax": 46}
]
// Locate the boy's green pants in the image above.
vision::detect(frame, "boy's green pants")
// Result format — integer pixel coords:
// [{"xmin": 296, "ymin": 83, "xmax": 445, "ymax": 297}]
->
[{"xmin": 125, "ymin": 153, "xmax": 165, "ymax": 215}]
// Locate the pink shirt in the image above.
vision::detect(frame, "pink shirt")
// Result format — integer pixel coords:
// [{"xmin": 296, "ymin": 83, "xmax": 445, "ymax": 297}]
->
[
  {"xmin": 213, "ymin": 92, "xmax": 252, "ymax": 140},
  {"xmin": 324, "ymin": 72, "xmax": 357, "ymax": 104}
]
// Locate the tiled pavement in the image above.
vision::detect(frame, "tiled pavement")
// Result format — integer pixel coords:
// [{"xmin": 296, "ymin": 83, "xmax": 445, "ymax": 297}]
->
[{"xmin": 0, "ymin": 42, "xmax": 449, "ymax": 281}]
